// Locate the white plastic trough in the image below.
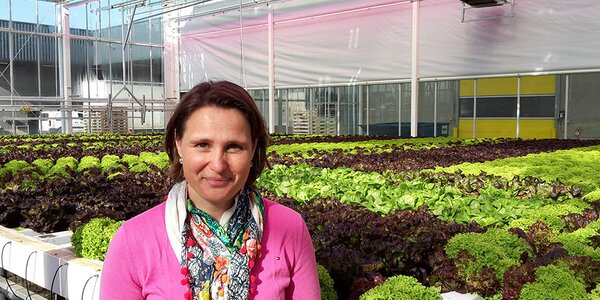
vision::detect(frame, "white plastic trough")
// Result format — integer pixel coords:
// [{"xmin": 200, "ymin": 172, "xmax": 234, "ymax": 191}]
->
[{"xmin": 0, "ymin": 226, "xmax": 101, "ymax": 300}]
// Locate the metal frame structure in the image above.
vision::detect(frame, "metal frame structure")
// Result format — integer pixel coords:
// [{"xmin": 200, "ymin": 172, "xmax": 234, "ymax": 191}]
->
[
  {"xmin": 0, "ymin": 0, "xmax": 178, "ymax": 134},
  {"xmin": 0, "ymin": 0, "xmax": 285, "ymax": 134}
]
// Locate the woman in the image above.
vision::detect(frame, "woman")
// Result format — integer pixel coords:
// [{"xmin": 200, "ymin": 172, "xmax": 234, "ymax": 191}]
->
[{"xmin": 100, "ymin": 81, "xmax": 320, "ymax": 299}]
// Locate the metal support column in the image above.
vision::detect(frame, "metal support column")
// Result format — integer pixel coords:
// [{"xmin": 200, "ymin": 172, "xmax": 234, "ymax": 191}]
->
[
  {"xmin": 336, "ymin": 87, "xmax": 341, "ymax": 135},
  {"xmin": 473, "ymin": 79, "xmax": 477, "ymax": 138},
  {"xmin": 8, "ymin": 0, "xmax": 15, "ymax": 134},
  {"xmin": 398, "ymin": 83, "xmax": 402, "ymax": 136},
  {"xmin": 410, "ymin": 0, "xmax": 420, "ymax": 137},
  {"xmin": 516, "ymin": 76, "xmax": 521, "ymax": 138},
  {"xmin": 58, "ymin": 4, "xmax": 73, "ymax": 134},
  {"xmin": 564, "ymin": 75, "xmax": 569, "ymax": 139},
  {"xmin": 268, "ymin": 6, "xmax": 275, "ymax": 134},
  {"xmin": 366, "ymin": 85, "xmax": 369, "ymax": 135},
  {"xmin": 434, "ymin": 81, "xmax": 438, "ymax": 137}
]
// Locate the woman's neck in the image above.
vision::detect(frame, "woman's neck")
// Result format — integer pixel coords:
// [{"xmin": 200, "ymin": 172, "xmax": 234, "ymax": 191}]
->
[{"xmin": 187, "ymin": 187, "xmax": 235, "ymax": 221}]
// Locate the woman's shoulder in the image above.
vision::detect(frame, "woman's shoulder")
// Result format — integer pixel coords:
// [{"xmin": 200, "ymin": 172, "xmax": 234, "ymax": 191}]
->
[
  {"xmin": 120, "ymin": 201, "xmax": 167, "ymax": 232},
  {"xmin": 263, "ymin": 199, "xmax": 301, "ymax": 216},
  {"xmin": 263, "ymin": 199, "xmax": 305, "ymax": 228}
]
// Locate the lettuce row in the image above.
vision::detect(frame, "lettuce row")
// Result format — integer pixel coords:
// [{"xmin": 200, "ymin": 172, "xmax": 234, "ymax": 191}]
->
[
  {"xmin": 437, "ymin": 145, "xmax": 600, "ymax": 196},
  {"xmin": 257, "ymin": 164, "xmax": 574, "ymax": 227}
]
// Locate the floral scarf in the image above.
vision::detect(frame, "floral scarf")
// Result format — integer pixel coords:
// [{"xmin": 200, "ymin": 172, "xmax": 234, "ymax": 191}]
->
[{"xmin": 180, "ymin": 185, "xmax": 264, "ymax": 300}]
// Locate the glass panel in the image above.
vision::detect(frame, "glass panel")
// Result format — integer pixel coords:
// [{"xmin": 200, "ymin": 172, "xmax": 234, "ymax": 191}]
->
[
  {"xmin": 0, "ymin": 112, "xmax": 14, "ymax": 134},
  {"xmin": 435, "ymin": 80, "xmax": 458, "ymax": 137},
  {"xmin": 261, "ymin": 89, "xmax": 269, "ymax": 124},
  {"xmin": 150, "ymin": 47, "xmax": 162, "ymax": 83},
  {"xmin": 459, "ymin": 98, "xmax": 473, "ymax": 118},
  {"xmin": 71, "ymin": 39, "xmax": 93, "ymax": 98},
  {"xmin": 400, "ymin": 83, "xmax": 411, "ymax": 136},
  {"xmin": 460, "ymin": 97, "xmax": 517, "ymax": 118},
  {"xmin": 275, "ymin": 89, "xmax": 287, "ymax": 134},
  {"xmin": 368, "ymin": 84, "xmax": 399, "ymax": 136},
  {"xmin": 13, "ymin": 61, "xmax": 39, "ymax": 96},
  {"xmin": 130, "ymin": 45, "xmax": 150, "ymax": 82},
  {"xmin": 40, "ymin": 63, "xmax": 58, "ymax": 97},
  {"xmin": 478, "ymin": 98, "xmax": 516, "ymax": 117},
  {"xmin": 131, "ymin": 19, "xmax": 150, "ymax": 43},
  {"xmin": 0, "ymin": 0, "xmax": 8, "ymax": 24},
  {"xmin": 38, "ymin": 1, "xmax": 57, "ymax": 33},
  {"xmin": 13, "ymin": 33, "xmax": 39, "ymax": 96},
  {"xmin": 257, "ymin": 91, "xmax": 268, "ymax": 129},
  {"xmin": 419, "ymin": 81, "xmax": 452, "ymax": 137},
  {"xmin": 108, "ymin": 42, "xmax": 123, "ymax": 82},
  {"xmin": 95, "ymin": 41, "xmax": 114, "ymax": 92},
  {"xmin": 359, "ymin": 86, "xmax": 367, "ymax": 135},
  {"xmin": 338, "ymin": 86, "xmax": 359, "ymax": 135},
  {"xmin": 419, "ymin": 82, "xmax": 434, "ymax": 137},
  {"xmin": 150, "ymin": 17, "xmax": 162, "ymax": 44},
  {"xmin": 0, "ymin": 32, "xmax": 10, "ymax": 95},
  {"xmin": 11, "ymin": 0, "xmax": 36, "ymax": 26},
  {"xmin": 311, "ymin": 86, "xmax": 336, "ymax": 135},
  {"xmin": 87, "ymin": 2, "xmax": 100, "ymax": 33},
  {"xmin": 108, "ymin": 2, "xmax": 125, "ymax": 42},
  {"xmin": 520, "ymin": 96, "xmax": 555, "ymax": 117},
  {"xmin": 98, "ymin": 0, "xmax": 111, "ymax": 39},
  {"xmin": 285, "ymin": 88, "xmax": 308, "ymax": 135},
  {"xmin": 70, "ymin": 4, "xmax": 90, "ymax": 35},
  {"xmin": 249, "ymin": 90, "xmax": 269, "ymax": 128}
]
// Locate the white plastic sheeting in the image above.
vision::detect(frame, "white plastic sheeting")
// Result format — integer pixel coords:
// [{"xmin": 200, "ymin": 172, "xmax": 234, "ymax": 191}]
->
[
  {"xmin": 178, "ymin": 0, "xmax": 600, "ymax": 90},
  {"xmin": 419, "ymin": 0, "xmax": 600, "ymax": 78},
  {"xmin": 179, "ymin": 0, "xmax": 411, "ymax": 89},
  {"xmin": 179, "ymin": 10, "xmax": 270, "ymax": 89}
]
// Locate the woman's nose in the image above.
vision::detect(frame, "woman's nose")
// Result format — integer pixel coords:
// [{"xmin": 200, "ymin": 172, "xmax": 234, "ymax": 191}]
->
[{"xmin": 208, "ymin": 151, "xmax": 228, "ymax": 172}]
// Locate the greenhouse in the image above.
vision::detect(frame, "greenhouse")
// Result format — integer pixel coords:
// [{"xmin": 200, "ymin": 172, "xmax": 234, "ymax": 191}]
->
[{"xmin": 1, "ymin": 0, "xmax": 600, "ymax": 299}]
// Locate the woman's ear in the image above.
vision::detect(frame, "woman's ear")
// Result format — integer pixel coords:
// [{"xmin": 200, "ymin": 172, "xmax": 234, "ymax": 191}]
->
[{"xmin": 176, "ymin": 138, "xmax": 183, "ymax": 159}]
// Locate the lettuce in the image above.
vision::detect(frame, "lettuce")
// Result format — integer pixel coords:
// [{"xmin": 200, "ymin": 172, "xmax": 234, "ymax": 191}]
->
[{"xmin": 359, "ymin": 275, "xmax": 441, "ymax": 300}]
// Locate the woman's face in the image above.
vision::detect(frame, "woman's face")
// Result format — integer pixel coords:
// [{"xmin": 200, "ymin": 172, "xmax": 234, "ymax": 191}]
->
[{"xmin": 176, "ymin": 105, "xmax": 255, "ymax": 212}]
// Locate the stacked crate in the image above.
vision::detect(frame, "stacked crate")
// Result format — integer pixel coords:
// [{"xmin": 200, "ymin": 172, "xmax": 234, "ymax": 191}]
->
[
  {"xmin": 83, "ymin": 108, "xmax": 129, "ymax": 133},
  {"xmin": 292, "ymin": 110, "xmax": 336, "ymax": 135}
]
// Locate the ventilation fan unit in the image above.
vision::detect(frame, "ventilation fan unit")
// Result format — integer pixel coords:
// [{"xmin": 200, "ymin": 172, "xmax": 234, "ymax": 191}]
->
[{"xmin": 461, "ymin": 0, "xmax": 508, "ymax": 8}]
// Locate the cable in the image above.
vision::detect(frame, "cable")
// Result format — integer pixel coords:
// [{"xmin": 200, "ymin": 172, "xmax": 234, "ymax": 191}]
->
[
  {"xmin": 81, "ymin": 273, "xmax": 99, "ymax": 300},
  {"xmin": 50, "ymin": 263, "xmax": 69, "ymax": 300},
  {"xmin": 24, "ymin": 251, "xmax": 37, "ymax": 300},
  {"xmin": 1, "ymin": 241, "xmax": 17, "ymax": 297}
]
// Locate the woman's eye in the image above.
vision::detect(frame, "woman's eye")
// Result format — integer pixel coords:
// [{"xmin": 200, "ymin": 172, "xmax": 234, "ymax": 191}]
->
[
  {"xmin": 227, "ymin": 144, "xmax": 242, "ymax": 152},
  {"xmin": 196, "ymin": 143, "xmax": 209, "ymax": 149}
]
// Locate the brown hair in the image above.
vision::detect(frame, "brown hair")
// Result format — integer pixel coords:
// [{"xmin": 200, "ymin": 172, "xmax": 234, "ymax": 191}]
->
[{"xmin": 164, "ymin": 81, "xmax": 269, "ymax": 184}]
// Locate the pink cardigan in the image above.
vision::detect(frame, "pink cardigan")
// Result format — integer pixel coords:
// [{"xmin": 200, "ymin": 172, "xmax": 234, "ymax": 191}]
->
[{"xmin": 100, "ymin": 199, "xmax": 320, "ymax": 300}]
